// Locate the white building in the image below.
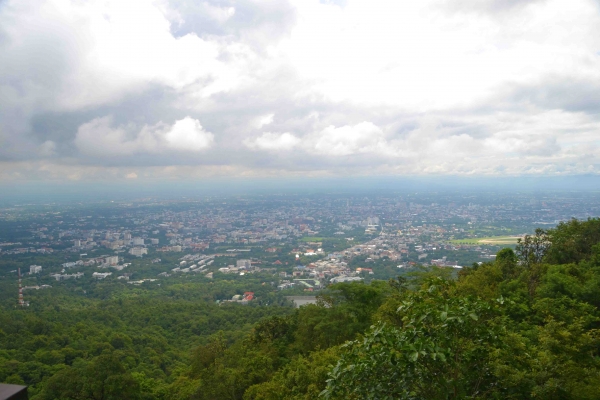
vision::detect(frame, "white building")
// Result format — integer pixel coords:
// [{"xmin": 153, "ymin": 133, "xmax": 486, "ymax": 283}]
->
[
  {"xmin": 330, "ymin": 276, "xmax": 363, "ymax": 284},
  {"xmin": 129, "ymin": 247, "xmax": 148, "ymax": 257},
  {"xmin": 51, "ymin": 272, "xmax": 84, "ymax": 281},
  {"xmin": 236, "ymin": 259, "xmax": 252, "ymax": 269},
  {"xmin": 150, "ymin": 238, "xmax": 159, "ymax": 245},
  {"xmin": 29, "ymin": 265, "xmax": 42, "ymax": 274},
  {"xmin": 132, "ymin": 238, "xmax": 144, "ymax": 246},
  {"xmin": 105, "ymin": 256, "xmax": 119, "ymax": 265},
  {"xmin": 93, "ymin": 272, "xmax": 112, "ymax": 279}
]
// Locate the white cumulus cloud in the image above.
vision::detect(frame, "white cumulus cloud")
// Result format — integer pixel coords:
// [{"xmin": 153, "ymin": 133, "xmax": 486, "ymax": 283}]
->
[
  {"xmin": 244, "ymin": 132, "xmax": 300, "ymax": 151},
  {"xmin": 75, "ymin": 116, "xmax": 213, "ymax": 156},
  {"xmin": 312, "ymin": 122, "xmax": 389, "ymax": 156},
  {"xmin": 163, "ymin": 117, "xmax": 214, "ymax": 151},
  {"xmin": 252, "ymin": 114, "xmax": 275, "ymax": 129}
]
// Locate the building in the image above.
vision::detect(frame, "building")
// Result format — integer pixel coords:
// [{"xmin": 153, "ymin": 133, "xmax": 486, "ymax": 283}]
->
[
  {"xmin": 93, "ymin": 272, "xmax": 112, "ymax": 279},
  {"xmin": 133, "ymin": 237, "xmax": 144, "ymax": 246},
  {"xmin": 62, "ymin": 261, "xmax": 83, "ymax": 268},
  {"xmin": 23, "ymin": 284, "xmax": 52, "ymax": 290},
  {"xmin": 105, "ymin": 256, "xmax": 119, "ymax": 265},
  {"xmin": 150, "ymin": 238, "xmax": 159, "ymax": 245},
  {"xmin": 51, "ymin": 272, "xmax": 84, "ymax": 281},
  {"xmin": 29, "ymin": 265, "xmax": 42, "ymax": 274},
  {"xmin": 129, "ymin": 247, "xmax": 148, "ymax": 257},
  {"xmin": 330, "ymin": 276, "xmax": 363, "ymax": 284},
  {"xmin": 236, "ymin": 259, "xmax": 252, "ymax": 269},
  {"xmin": 0, "ymin": 383, "xmax": 28, "ymax": 400}
]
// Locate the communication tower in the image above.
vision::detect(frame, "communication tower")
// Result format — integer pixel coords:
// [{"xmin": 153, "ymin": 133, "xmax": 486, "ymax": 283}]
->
[{"xmin": 17, "ymin": 268, "xmax": 26, "ymax": 307}]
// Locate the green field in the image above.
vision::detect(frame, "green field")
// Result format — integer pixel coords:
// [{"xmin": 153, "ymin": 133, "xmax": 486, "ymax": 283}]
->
[
  {"xmin": 449, "ymin": 236, "xmax": 522, "ymax": 245},
  {"xmin": 300, "ymin": 236, "xmax": 325, "ymax": 242}
]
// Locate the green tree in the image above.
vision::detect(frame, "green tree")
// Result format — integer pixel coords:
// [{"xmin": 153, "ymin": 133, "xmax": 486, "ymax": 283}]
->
[
  {"xmin": 516, "ymin": 228, "xmax": 550, "ymax": 268},
  {"xmin": 544, "ymin": 218, "xmax": 600, "ymax": 265},
  {"xmin": 244, "ymin": 347, "xmax": 339, "ymax": 400},
  {"xmin": 40, "ymin": 353, "xmax": 141, "ymax": 400},
  {"xmin": 321, "ymin": 278, "xmax": 504, "ymax": 399}
]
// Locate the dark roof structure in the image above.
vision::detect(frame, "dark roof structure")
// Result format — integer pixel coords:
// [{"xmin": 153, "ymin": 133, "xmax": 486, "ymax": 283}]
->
[{"xmin": 0, "ymin": 384, "xmax": 28, "ymax": 400}]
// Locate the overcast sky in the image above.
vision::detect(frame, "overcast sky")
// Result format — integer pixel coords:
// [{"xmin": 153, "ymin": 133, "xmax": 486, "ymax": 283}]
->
[{"xmin": 1, "ymin": 0, "xmax": 600, "ymax": 183}]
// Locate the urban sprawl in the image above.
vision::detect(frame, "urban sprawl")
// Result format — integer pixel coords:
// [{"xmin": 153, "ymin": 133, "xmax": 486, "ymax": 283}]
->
[{"xmin": 2, "ymin": 191, "xmax": 599, "ymax": 303}]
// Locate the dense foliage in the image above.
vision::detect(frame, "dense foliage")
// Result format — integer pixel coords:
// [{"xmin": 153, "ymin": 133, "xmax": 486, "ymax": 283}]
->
[
  {"xmin": 322, "ymin": 218, "xmax": 600, "ymax": 399},
  {"xmin": 2, "ymin": 218, "xmax": 600, "ymax": 399}
]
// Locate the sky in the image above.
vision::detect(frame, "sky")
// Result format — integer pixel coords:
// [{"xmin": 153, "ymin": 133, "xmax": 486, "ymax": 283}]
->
[{"xmin": 2, "ymin": 0, "xmax": 600, "ymax": 184}]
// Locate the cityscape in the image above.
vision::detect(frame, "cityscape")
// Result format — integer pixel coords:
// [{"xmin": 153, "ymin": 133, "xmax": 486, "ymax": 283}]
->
[{"xmin": 2, "ymin": 190, "xmax": 600, "ymax": 305}]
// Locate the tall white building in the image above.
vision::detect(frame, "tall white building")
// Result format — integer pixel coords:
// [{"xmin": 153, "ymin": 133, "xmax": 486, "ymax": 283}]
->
[
  {"xmin": 105, "ymin": 256, "xmax": 119, "ymax": 265},
  {"xmin": 129, "ymin": 247, "xmax": 148, "ymax": 257},
  {"xmin": 133, "ymin": 237, "xmax": 144, "ymax": 246},
  {"xmin": 30, "ymin": 265, "xmax": 42, "ymax": 274}
]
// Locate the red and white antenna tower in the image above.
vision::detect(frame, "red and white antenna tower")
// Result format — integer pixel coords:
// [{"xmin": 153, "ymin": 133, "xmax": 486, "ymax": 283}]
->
[{"xmin": 18, "ymin": 267, "xmax": 25, "ymax": 307}]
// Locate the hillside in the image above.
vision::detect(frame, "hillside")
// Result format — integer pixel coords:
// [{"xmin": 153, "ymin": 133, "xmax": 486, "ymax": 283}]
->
[{"xmin": 2, "ymin": 218, "xmax": 600, "ymax": 399}]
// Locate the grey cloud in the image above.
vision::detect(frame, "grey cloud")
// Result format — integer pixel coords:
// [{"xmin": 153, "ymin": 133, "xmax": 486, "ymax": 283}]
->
[
  {"xmin": 442, "ymin": 0, "xmax": 547, "ymax": 15},
  {"xmin": 167, "ymin": 0, "xmax": 296, "ymax": 47},
  {"xmin": 505, "ymin": 135, "xmax": 561, "ymax": 157},
  {"xmin": 3, "ymin": 0, "xmax": 600, "ymax": 180},
  {"xmin": 28, "ymin": 85, "xmax": 182, "ymax": 157},
  {"xmin": 506, "ymin": 78, "xmax": 600, "ymax": 116}
]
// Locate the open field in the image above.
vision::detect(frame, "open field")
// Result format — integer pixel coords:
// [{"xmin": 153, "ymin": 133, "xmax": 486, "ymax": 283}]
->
[
  {"xmin": 300, "ymin": 236, "xmax": 325, "ymax": 242},
  {"xmin": 449, "ymin": 236, "xmax": 522, "ymax": 245}
]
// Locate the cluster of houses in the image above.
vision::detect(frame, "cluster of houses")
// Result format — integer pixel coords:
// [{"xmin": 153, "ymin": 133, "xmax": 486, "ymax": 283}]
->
[
  {"xmin": 220, "ymin": 292, "xmax": 255, "ymax": 304},
  {"xmin": 170, "ymin": 254, "xmax": 215, "ymax": 275}
]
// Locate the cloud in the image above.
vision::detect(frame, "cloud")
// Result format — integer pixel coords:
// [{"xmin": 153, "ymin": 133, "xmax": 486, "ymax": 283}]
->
[
  {"xmin": 505, "ymin": 78, "xmax": 600, "ymax": 115},
  {"xmin": 75, "ymin": 117, "xmax": 137, "ymax": 156},
  {"xmin": 38, "ymin": 141, "xmax": 57, "ymax": 157},
  {"xmin": 163, "ymin": 117, "xmax": 215, "ymax": 151},
  {"xmin": 284, "ymin": 0, "xmax": 600, "ymax": 109},
  {"xmin": 485, "ymin": 134, "xmax": 560, "ymax": 156},
  {"xmin": 312, "ymin": 122, "xmax": 388, "ymax": 156},
  {"xmin": 442, "ymin": 0, "xmax": 547, "ymax": 15},
  {"xmin": 3, "ymin": 0, "xmax": 600, "ymax": 181},
  {"xmin": 165, "ymin": 0, "xmax": 297, "ymax": 46},
  {"xmin": 75, "ymin": 116, "xmax": 213, "ymax": 156},
  {"xmin": 252, "ymin": 114, "xmax": 275, "ymax": 129},
  {"xmin": 244, "ymin": 132, "xmax": 300, "ymax": 151}
]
